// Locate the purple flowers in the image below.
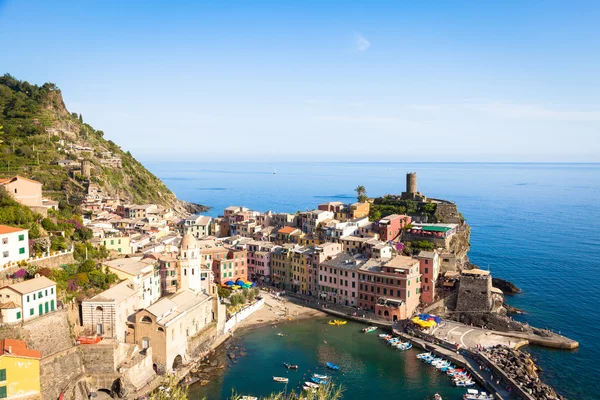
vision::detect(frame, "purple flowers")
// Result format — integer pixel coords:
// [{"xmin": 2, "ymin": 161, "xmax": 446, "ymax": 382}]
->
[{"xmin": 12, "ymin": 269, "xmax": 27, "ymax": 279}]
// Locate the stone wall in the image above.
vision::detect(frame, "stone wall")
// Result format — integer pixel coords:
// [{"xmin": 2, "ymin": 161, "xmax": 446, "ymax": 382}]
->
[
  {"xmin": 40, "ymin": 347, "xmax": 85, "ymax": 400},
  {"xmin": 456, "ymin": 274, "xmax": 492, "ymax": 313},
  {"xmin": 187, "ymin": 323, "xmax": 218, "ymax": 360},
  {"xmin": 80, "ymin": 341, "xmax": 118, "ymax": 374},
  {"xmin": 433, "ymin": 202, "xmax": 461, "ymax": 224},
  {"xmin": 28, "ymin": 252, "xmax": 75, "ymax": 269}
]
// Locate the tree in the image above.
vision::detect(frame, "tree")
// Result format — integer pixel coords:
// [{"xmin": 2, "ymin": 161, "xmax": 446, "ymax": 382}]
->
[
  {"xmin": 78, "ymin": 259, "xmax": 96, "ymax": 273},
  {"xmin": 354, "ymin": 185, "xmax": 368, "ymax": 203}
]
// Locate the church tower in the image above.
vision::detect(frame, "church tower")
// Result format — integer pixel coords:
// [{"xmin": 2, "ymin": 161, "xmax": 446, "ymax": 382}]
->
[{"xmin": 178, "ymin": 234, "xmax": 209, "ymax": 294}]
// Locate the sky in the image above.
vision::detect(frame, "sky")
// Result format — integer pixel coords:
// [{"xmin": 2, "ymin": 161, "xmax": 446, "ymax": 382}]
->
[{"xmin": 1, "ymin": 0, "xmax": 599, "ymax": 162}]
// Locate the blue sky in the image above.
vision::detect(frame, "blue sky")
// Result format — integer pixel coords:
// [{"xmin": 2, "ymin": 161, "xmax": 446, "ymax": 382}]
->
[{"xmin": 1, "ymin": 0, "xmax": 599, "ymax": 162}]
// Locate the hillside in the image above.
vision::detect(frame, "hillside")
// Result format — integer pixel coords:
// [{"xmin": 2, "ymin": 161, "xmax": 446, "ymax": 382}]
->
[{"xmin": 0, "ymin": 74, "xmax": 206, "ymax": 214}]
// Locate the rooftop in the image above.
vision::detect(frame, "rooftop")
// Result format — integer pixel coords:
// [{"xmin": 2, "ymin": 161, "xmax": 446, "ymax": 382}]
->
[
  {"xmin": 461, "ymin": 269, "xmax": 490, "ymax": 277},
  {"xmin": 145, "ymin": 290, "xmax": 211, "ymax": 327},
  {"xmin": 103, "ymin": 256, "xmax": 156, "ymax": 277},
  {"xmin": 86, "ymin": 279, "xmax": 137, "ymax": 304},
  {"xmin": 278, "ymin": 226, "xmax": 299, "ymax": 234},
  {"xmin": 321, "ymin": 253, "xmax": 366, "ymax": 271},
  {"xmin": 3, "ymin": 276, "xmax": 56, "ymax": 295},
  {"xmin": 0, "ymin": 225, "xmax": 27, "ymax": 235},
  {"xmin": 384, "ymin": 255, "xmax": 419, "ymax": 270},
  {"xmin": 0, "ymin": 339, "xmax": 41, "ymax": 359}
]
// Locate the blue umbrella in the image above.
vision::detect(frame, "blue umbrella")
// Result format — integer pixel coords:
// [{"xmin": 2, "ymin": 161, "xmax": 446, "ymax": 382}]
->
[{"xmin": 225, "ymin": 281, "xmax": 235, "ymax": 286}]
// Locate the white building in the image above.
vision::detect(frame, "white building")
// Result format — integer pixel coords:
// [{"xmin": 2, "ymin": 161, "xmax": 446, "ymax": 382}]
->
[
  {"xmin": 0, "ymin": 277, "xmax": 57, "ymax": 324},
  {"xmin": 103, "ymin": 256, "xmax": 161, "ymax": 309},
  {"xmin": 0, "ymin": 225, "xmax": 29, "ymax": 268},
  {"xmin": 179, "ymin": 235, "xmax": 212, "ymax": 295}
]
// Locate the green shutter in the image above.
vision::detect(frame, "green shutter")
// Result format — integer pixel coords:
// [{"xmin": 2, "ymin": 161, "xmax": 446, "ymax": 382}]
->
[
  {"xmin": 18, "ymin": 234, "xmax": 24, "ymax": 241},
  {"xmin": 16, "ymin": 311, "xmax": 21, "ymax": 320},
  {"xmin": 19, "ymin": 247, "xmax": 25, "ymax": 254},
  {"xmin": 30, "ymin": 308, "xmax": 34, "ymax": 316},
  {"xmin": 0, "ymin": 385, "xmax": 6, "ymax": 398},
  {"xmin": 0, "ymin": 369, "xmax": 6, "ymax": 381},
  {"xmin": 51, "ymin": 300, "xmax": 55, "ymax": 311}
]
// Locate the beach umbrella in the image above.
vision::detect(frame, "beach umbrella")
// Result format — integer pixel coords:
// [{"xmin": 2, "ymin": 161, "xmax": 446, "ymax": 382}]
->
[
  {"xmin": 236, "ymin": 279, "xmax": 245, "ymax": 286},
  {"xmin": 225, "ymin": 281, "xmax": 235, "ymax": 286}
]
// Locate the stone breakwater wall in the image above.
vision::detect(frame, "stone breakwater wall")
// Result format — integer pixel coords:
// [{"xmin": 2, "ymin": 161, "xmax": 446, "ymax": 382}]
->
[{"xmin": 482, "ymin": 346, "xmax": 564, "ymax": 400}]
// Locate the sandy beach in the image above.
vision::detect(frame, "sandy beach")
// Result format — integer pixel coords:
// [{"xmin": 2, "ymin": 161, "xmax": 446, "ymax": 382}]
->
[{"xmin": 235, "ymin": 291, "xmax": 327, "ymax": 331}]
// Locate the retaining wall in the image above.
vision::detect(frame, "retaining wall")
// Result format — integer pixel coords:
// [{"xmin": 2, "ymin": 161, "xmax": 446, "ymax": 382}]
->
[{"xmin": 224, "ymin": 298, "xmax": 265, "ymax": 332}]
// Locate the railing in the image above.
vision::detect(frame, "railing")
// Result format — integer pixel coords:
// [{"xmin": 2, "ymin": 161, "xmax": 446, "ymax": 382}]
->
[{"xmin": 0, "ymin": 246, "xmax": 74, "ymax": 270}]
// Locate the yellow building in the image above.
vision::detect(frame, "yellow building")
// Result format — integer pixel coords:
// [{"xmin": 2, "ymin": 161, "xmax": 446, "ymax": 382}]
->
[
  {"xmin": 350, "ymin": 202, "xmax": 370, "ymax": 219},
  {"xmin": 101, "ymin": 235, "xmax": 132, "ymax": 255},
  {"xmin": 0, "ymin": 339, "xmax": 41, "ymax": 399}
]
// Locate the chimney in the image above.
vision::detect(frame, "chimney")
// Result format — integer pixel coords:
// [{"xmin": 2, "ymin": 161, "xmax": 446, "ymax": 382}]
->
[{"xmin": 7, "ymin": 346, "xmax": 12, "ymax": 354}]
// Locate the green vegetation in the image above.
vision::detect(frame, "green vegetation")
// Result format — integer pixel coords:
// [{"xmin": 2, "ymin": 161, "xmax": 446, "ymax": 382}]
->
[
  {"xmin": 226, "ymin": 287, "xmax": 261, "ymax": 315},
  {"xmin": 149, "ymin": 376, "xmax": 343, "ymax": 400},
  {"xmin": 354, "ymin": 185, "xmax": 368, "ymax": 203},
  {"xmin": 403, "ymin": 240, "xmax": 435, "ymax": 256},
  {"xmin": 369, "ymin": 195, "xmax": 437, "ymax": 221},
  {"xmin": 0, "ymin": 187, "xmax": 40, "ymax": 229},
  {"xmin": 0, "ymin": 74, "xmax": 179, "ymax": 207}
]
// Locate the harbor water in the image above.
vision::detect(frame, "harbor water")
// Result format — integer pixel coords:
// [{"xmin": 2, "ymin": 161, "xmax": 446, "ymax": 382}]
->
[{"xmin": 148, "ymin": 161, "xmax": 600, "ymax": 399}]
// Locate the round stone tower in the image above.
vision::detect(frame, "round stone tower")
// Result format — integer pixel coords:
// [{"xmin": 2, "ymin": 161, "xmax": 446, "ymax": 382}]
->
[
  {"xmin": 406, "ymin": 172, "xmax": 417, "ymax": 194},
  {"xmin": 81, "ymin": 160, "xmax": 91, "ymax": 179}
]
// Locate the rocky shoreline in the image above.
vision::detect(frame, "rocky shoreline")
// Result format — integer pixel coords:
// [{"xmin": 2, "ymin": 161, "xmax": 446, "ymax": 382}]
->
[{"xmin": 484, "ymin": 345, "xmax": 565, "ymax": 400}]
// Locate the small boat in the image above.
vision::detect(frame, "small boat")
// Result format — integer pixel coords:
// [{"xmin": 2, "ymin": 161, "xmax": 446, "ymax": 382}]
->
[
  {"xmin": 362, "ymin": 326, "xmax": 377, "ymax": 333},
  {"xmin": 311, "ymin": 377, "xmax": 327, "ymax": 385},
  {"xmin": 277, "ymin": 333, "xmax": 286, "ymax": 337},
  {"xmin": 273, "ymin": 377, "xmax": 289, "ymax": 383},
  {"xmin": 434, "ymin": 394, "xmax": 443, "ymax": 400},
  {"xmin": 396, "ymin": 342, "xmax": 412, "ymax": 351},
  {"xmin": 416, "ymin": 352, "xmax": 431, "ymax": 359},
  {"xmin": 242, "ymin": 397, "xmax": 258, "ymax": 400},
  {"xmin": 180, "ymin": 376, "xmax": 199, "ymax": 387},
  {"xmin": 305, "ymin": 382, "xmax": 319, "ymax": 388},
  {"xmin": 312, "ymin": 373, "xmax": 328, "ymax": 380},
  {"xmin": 463, "ymin": 389, "xmax": 494, "ymax": 400},
  {"xmin": 379, "ymin": 334, "xmax": 392, "ymax": 340},
  {"xmin": 454, "ymin": 380, "xmax": 475, "ymax": 387},
  {"xmin": 284, "ymin": 362, "xmax": 298, "ymax": 370},
  {"xmin": 334, "ymin": 320, "xmax": 347, "ymax": 325},
  {"xmin": 303, "ymin": 386, "xmax": 316, "ymax": 393},
  {"xmin": 326, "ymin": 362, "xmax": 339, "ymax": 370}
]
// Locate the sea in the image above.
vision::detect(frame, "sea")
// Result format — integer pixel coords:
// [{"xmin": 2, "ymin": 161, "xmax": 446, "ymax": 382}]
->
[{"xmin": 145, "ymin": 162, "xmax": 600, "ymax": 400}]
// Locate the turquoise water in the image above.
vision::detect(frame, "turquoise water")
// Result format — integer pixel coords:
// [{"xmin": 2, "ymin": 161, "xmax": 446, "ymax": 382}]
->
[
  {"xmin": 147, "ymin": 162, "xmax": 600, "ymax": 399},
  {"xmin": 190, "ymin": 319, "xmax": 466, "ymax": 400}
]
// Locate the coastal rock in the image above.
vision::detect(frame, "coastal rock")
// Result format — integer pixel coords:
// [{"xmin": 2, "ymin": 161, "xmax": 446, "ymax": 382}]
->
[{"xmin": 492, "ymin": 277, "xmax": 521, "ymax": 294}]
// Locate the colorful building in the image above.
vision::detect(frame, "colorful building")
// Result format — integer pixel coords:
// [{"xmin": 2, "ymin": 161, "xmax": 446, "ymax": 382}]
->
[
  {"xmin": 101, "ymin": 235, "xmax": 132, "ymax": 255},
  {"xmin": 357, "ymin": 255, "xmax": 421, "ymax": 321},
  {"xmin": 0, "ymin": 277, "xmax": 57, "ymax": 324},
  {"xmin": 0, "ymin": 339, "xmax": 41, "ymax": 398},
  {"xmin": 0, "ymin": 176, "xmax": 43, "ymax": 208},
  {"xmin": 0, "ymin": 225, "xmax": 29, "ymax": 268},
  {"xmin": 417, "ymin": 251, "xmax": 440, "ymax": 304},
  {"xmin": 374, "ymin": 214, "xmax": 412, "ymax": 242},
  {"xmin": 349, "ymin": 202, "xmax": 370, "ymax": 219},
  {"xmin": 212, "ymin": 248, "xmax": 247, "ymax": 284},
  {"xmin": 318, "ymin": 253, "xmax": 362, "ymax": 306}
]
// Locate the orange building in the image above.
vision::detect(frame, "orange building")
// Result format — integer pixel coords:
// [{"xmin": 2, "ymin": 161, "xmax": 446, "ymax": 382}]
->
[{"xmin": 0, "ymin": 176, "xmax": 43, "ymax": 207}]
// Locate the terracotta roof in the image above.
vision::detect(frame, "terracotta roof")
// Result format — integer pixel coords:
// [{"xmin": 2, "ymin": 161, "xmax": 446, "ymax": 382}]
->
[
  {"xmin": 0, "ymin": 175, "xmax": 42, "ymax": 186},
  {"xmin": 0, "ymin": 339, "xmax": 41, "ymax": 359},
  {"xmin": 278, "ymin": 226, "xmax": 298, "ymax": 234},
  {"xmin": 0, "ymin": 301, "xmax": 18, "ymax": 309},
  {"xmin": 0, "ymin": 225, "xmax": 27, "ymax": 235}
]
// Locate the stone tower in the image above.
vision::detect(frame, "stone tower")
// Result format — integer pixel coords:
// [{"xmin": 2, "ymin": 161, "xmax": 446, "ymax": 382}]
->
[
  {"xmin": 456, "ymin": 269, "xmax": 493, "ymax": 313},
  {"xmin": 406, "ymin": 172, "xmax": 417, "ymax": 195},
  {"xmin": 81, "ymin": 160, "xmax": 91, "ymax": 179},
  {"xmin": 401, "ymin": 172, "xmax": 427, "ymax": 201},
  {"xmin": 178, "ymin": 234, "xmax": 212, "ymax": 294}
]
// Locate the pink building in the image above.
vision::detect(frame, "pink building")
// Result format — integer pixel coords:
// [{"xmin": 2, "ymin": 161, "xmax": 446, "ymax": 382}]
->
[
  {"xmin": 417, "ymin": 251, "xmax": 440, "ymax": 304},
  {"xmin": 374, "ymin": 214, "xmax": 412, "ymax": 242},
  {"xmin": 357, "ymin": 255, "xmax": 421, "ymax": 321},
  {"xmin": 246, "ymin": 241, "xmax": 280, "ymax": 282},
  {"xmin": 309, "ymin": 242, "xmax": 342, "ymax": 296},
  {"xmin": 0, "ymin": 176, "xmax": 43, "ymax": 207},
  {"xmin": 318, "ymin": 253, "xmax": 363, "ymax": 306}
]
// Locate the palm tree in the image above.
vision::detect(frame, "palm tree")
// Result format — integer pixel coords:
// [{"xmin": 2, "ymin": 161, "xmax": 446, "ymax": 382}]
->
[{"xmin": 354, "ymin": 185, "xmax": 367, "ymax": 203}]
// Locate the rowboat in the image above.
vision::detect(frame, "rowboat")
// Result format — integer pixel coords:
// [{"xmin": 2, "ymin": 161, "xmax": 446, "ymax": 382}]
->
[
  {"xmin": 379, "ymin": 333, "xmax": 392, "ymax": 339},
  {"xmin": 273, "ymin": 377, "xmax": 289, "ymax": 383},
  {"xmin": 454, "ymin": 380, "xmax": 475, "ymax": 387},
  {"xmin": 311, "ymin": 377, "xmax": 327, "ymax": 385},
  {"xmin": 326, "ymin": 362, "xmax": 339, "ymax": 370},
  {"xmin": 242, "ymin": 397, "xmax": 258, "ymax": 400},
  {"xmin": 362, "ymin": 326, "xmax": 377, "ymax": 333},
  {"xmin": 305, "ymin": 382, "xmax": 319, "ymax": 388},
  {"xmin": 283, "ymin": 362, "xmax": 298, "ymax": 370},
  {"xmin": 312, "ymin": 374, "xmax": 328, "ymax": 380}
]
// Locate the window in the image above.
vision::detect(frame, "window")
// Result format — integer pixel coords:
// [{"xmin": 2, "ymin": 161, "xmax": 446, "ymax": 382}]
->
[
  {"xmin": 1, "ymin": 238, "xmax": 7, "ymax": 245},
  {"xmin": 30, "ymin": 308, "xmax": 34, "ymax": 316},
  {"xmin": 16, "ymin": 311, "xmax": 21, "ymax": 320},
  {"xmin": 38, "ymin": 291, "xmax": 43, "ymax": 298},
  {"xmin": 26, "ymin": 295, "xmax": 29, "ymax": 302},
  {"xmin": 19, "ymin": 247, "xmax": 25, "ymax": 254},
  {"xmin": 0, "ymin": 386, "xmax": 5, "ymax": 398},
  {"xmin": 425, "ymin": 267, "xmax": 428, "ymax": 273},
  {"xmin": 1, "ymin": 252, "xmax": 7, "ymax": 258},
  {"xmin": 111, "ymin": 240, "xmax": 114, "ymax": 245},
  {"xmin": 51, "ymin": 288, "xmax": 54, "ymax": 294},
  {"xmin": 18, "ymin": 234, "xmax": 24, "ymax": 241},
  {"xmin": 45, "ymin": 290, "xmax": 48, "ymax": 296},
  {"xmin": 51, "ymin": 300, "xmax": 55, "ymax": 311}
]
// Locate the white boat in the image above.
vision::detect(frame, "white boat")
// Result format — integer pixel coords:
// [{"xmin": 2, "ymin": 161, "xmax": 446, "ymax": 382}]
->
[
  {"xmin": 434, "ymin": 394, "xmax": 443, "ymax": 400},
  {"xmin": 312, "ymin": 373, "xmax": 328, "ymax": 379},
  {"xmin": 273, "ymin": 376, "xmax": 289, "ymax": 383},
  {"xmin": 463, "ymin": 389, "xmax": 494, "ymax": 400},
  {"xmin": 362, "ymin": 326, "xmax": 377, "ymax": 333},
  {"xmin": 303, "ymin": 386, "xmax": 316, "ymax": 393},
  {"xmin": 304, "ymin": 382, "xmax": 319, "ymax": 388},
  {"xmin": 242, "ymin": 397, "xmax": 258, "ymax": 400},
  {"xmin": 379, "ymin": 333, "xmax": 391, "ymax": 339},
  {"xmin": 416, "ymin": 352, "xmax": 431, "ymax": 359},
  {"xmin": 454, "ymin": 379, "xmax": 475, "ymax": 387}
]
